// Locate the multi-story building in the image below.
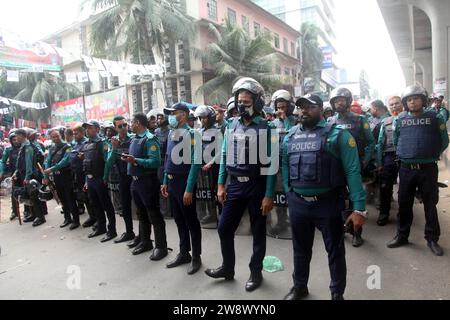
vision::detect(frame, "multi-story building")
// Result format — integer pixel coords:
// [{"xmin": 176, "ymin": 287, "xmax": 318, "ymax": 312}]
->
[
  {"xmin": 253, "ymin": 0, "xmax": 339, "ymax": 94},
  {"xmin": 43, "ymin": 0, "xmax": 300, "ymax": 113}
]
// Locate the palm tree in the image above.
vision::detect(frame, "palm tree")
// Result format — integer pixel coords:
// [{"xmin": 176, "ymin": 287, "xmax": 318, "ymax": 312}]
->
[
  {"xmin": 12, "ymin": 73, "xmax": 81, "ymax": 123},
  {"xmin": 84, "ymin": 0, "xmax": 195, "ymax": 64},
  {"xmin": 300, "ymin": 22, "xmax": 323, "ymax": 94},
  {"xmin": 196, "ymin": 21, "xmax": 283, "ymax": 104}
]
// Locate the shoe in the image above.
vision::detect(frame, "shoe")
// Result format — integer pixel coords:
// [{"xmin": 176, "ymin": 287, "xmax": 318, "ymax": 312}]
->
[
  {"xmin": 377, "ymin": 214, "xmax": 389, "ymax": 226},
  {"xmin": 132, "ymin": 242, "xmax": 154, "ymax": 256},
  {"xmin": 352, "ymin": 233, "xmax": 364, "ymax": 247},
  {"xmin": 387, "ymin": 236, "xmax": 409, "ymax": 248},
  {"xmin": 10, "ymin": 213, "xmax": 18, "ymax": 221},
  {"xmin": 284, "ymin": 287, "xmax": 309, "ymax": 300},
  {"xmin": 150, "ymin": 248, "xmax": 168, "ymax": 261},
  {"xmin": 82, "ymin": 218, "xmax": 96, "ymax": 228},
  {"xmin": 100, "ymin": 232, "xmax": 117, "ymax": 243},
  {"xmin": 428, "ymin": 241, "xmax": 444, "ymax": 256},
  {"xmin": 114, "ymin": 232, "xmax": 136, "ymax": 244},
  {"xmin": 88, "ymin": 229, "xmax": 107, "ymax": 238},
  {"xmin": 60, "ymin": 219, "xmax": 72, "ymax": 228},
  {"xmin": 332, "ymin": 293, "xmax": 344, "ymax": 300},
  {"xmin": 187, "ymin": 256, "xmax": 202, "ymax": 275},
  {"xmin": 127, "ymin": 236, "xmax": 141, "ymax": 249},
  {"xmin": 32, "ymin": 217, "xmax": 46, "ymax": 227},
  {"xmin": 201, "ymin": 215, "xmax": 216, "ymax": 225},
  {"xmin": 245, "ymin": 272, "xmax": 263, "ymax": 292},
  {"xmin": 205, "ymin": 266, "xmax": 234, "ymax": 280},
  {"xmin": 23, "ymin": 216, "xmax": 35, "ymax": 223},
  {"xmin": 69, "ymin": 222, "xmax": 80, "ymax": 230},
  {"xmin": 166, "ymin": 253, "xmax": 192, "ymax": 268}
]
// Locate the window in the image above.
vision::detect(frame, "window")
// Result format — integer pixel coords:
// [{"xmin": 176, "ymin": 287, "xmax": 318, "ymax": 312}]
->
[
  {"xmin": 228, "ymin": 8, "xmax": 237, "ymax": 25},
  {"xmin": 283, "ymin": 37, "xmax": 288, "ymax": 54},
  {"xmin": 242, "ymin": 15, "xmax": 249, "ymax": 33},
  {"xmin": 207, "ymin": 0, "xmax": 217, "ymax": 20},
  {"xmin": 291, "ymin": 42, "xmax": 295, "ymax": 57},
  {"xmin": 274, "ymin": 34, "xmax": 280, "ymax": 49},
  {"xmin": 254, "ymin": 22, "xmax": 261, "ymax": 36}
]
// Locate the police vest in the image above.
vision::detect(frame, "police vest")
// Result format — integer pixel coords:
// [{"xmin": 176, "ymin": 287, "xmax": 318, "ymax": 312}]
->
[
  {"xmin": 287, "ymin": 124, "xmax": 346, "ymax": 190},
  {"xmin": 382, "ymin": 116, "xmax": 396, "ymax": 153},
  {"xmin": 83, "ymin": 140, "xmax": 105, "ymax": 178},
  {"xmin": 115, "ymin": 136, "xmax": 131, "ymax": 176},
  {"xmin": 226, "ymin": 118, "xmax": 268, "ymax": 177},
  {"xmin": 128, "ymin": 135, "xmax": 158, "ymax": 177},
  {"xmin": 30, "ymin": 142, "xmax": 44, "ymax": 167},
  {"xmin": 50, "ymin": 144, "xmax": 70, "ymax": 171},
  {"xmin": 329, "ymin": 113, "xmax": 366, "ymax": 157},
  {"xmin": 155, "ymin": 127, "xmax": 170, "ymax": 160},
  {"xmin": 6, "ymin": 146, "xmax": 20, "ymax": 173},
  {"xmin": 165, "ymin": 129, "xmax": 193, "ymax": 175},
  {"xmin": 396, "ymin": 111, "xmax": 441, "ymax": 160},
  {"xmin": 70, "ymin": 141, "xmax": 86, "ymax": 174},
  {"xmin": 17, "ymin": 144, "xmax": 35, "ymax": 181}
]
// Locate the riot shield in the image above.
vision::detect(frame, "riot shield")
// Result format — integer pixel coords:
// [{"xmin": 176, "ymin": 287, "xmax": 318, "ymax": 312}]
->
[
  {"xmin": 196, "ymin": 169, "xmax": 218, "ymax": 229},
  {"xmin": 266, "ymin": 172, "xmax": 291, "ymax": 240}
]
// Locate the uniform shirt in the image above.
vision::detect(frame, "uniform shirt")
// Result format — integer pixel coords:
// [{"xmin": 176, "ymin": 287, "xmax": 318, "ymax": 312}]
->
[
  {"xmin": 43, "ymin": 141, "xmax": 72, "ymax": 177},
  {"xmin": 218, "ymin": 115, "xmax": 277, "ymax": 198},
  {"xmin": 376, "ymin": 116, "xmax": 396, "ymax": 167},
  {"xmin": 0, "ymin": 146, "xmax": 14, "ymax": 176},
  {"xmin": 332, "ymin": 113, "xmax": 375, "ymax": 163},
  {"xmin": 105, "ymin": 132, "xmax": 135, "ymax": 176},
  {"xmin": 393, "ymin": 111, "xmax": 449, "ymax": 164},
  {"xmin": 15, "ymin": 140, "xmax": 34, "ymax": 181},
  {"xmin": 282, "ymin": 119, "xmax": 366, "ymax": 211},
  {"xmin": 163, "ymin": 124, "xmax": 201, "ymax": 194}
]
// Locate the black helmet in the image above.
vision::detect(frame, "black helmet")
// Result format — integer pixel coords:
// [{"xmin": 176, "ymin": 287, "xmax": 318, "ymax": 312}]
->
[
  {"xmin": 38, "ymin": 185, "xmax": 53, "ymax": 202},
  {"xmin": 232, "ymin": 77, "xmax": 265, "ymax": 114},
  {"xmin": 194, "ymin": 105, "xmax": 217, "ymax": 126},
  {"xmin": 8, "ymin": 129, "xmax": 17, "ymax": 140},
  {"xmin": 13, "ymin": 187, "xmax": 32, "ymax": 206},
  {"xmin": 401, "ymin": 85, "xmax": 428, "ymax": 108},
  {"xmin": 27, "ymin": 179, "xmax": 41, "ymax": 197},
  {"xmin": 330, "ymin": 87, "xmax": 353, "ymax": 110}
]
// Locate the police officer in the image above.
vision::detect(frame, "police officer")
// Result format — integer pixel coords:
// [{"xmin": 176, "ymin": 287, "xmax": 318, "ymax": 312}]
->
[
  {"xmin": 126, "ymin": 113, "xmax": 168, "ymax": 260},
  {"xmin": 323, "ymin": 103, "xmax": 335, "ymax": 121},
  {"xmin": 161, "ymin": 103, "xmax": 202, "ymax": 274},
  {"xmin": 104, "ymin": 121, "xmax": 122, "ymax": 216},
  {"xmin": 65, "ymin": 128, "xmax": 75, "ymax": 147},
  {"xmin": 82, "ymin": 120, "xmax": 117, "ymax": 242},
  {"xmin": 155, "ymin": 112, "xmax": 171, "ymax": 219},
  {"xmin": 70, "ymin": 124, "xmax": 96, "ymax": 228},
  {"xmin": 205, "ymin": 78, "xmax": 276, "ymax": 292},
  {"xmin": 188, "ymin": 110, "xmax": 197, "ymax": 129},
  {"xmin": 43, "ymin": 129, "xmax": 80, "ymax": 230},
  {"xmin": 270, "ymin": 90, "xmax": 297, "ymax": 235},
  {"xmin": 387, "ymin": 85, "xmax": 449, "ymax": 256},
  {"xmin": 12, "ymin": 129, "xmax": 46, "ymax": 227},
  {"xmin": 430, "ymin": 95, "xmax": 450, "ymax": 122},
  {"xmin": 226, "ymin": 97, "xmax": 239, "ymax": 121},
  {"xmin": 283, "ymin": 94, "xmax": 367, "ymax": 300},
  {"xmin": 106, "ymin": 116, "xmax": 136, "ymax": 244},
  {"xmin": 375, "ymin": 96, "xmax": 404, "ymax": 226},
  {"xmin": 194, "ymin": 105, "xmax": 222, "ymax": 226},
  {"xmin": 328, "ymin": 87, "xmax": 375, "ymax": 247},
  {"xmin": 0, "ymin": 130, "xmax": 21, "ymax": 220},
  {"xmin": 214, "ymin": 105, "xmax": 227, "ymax": 133},
  {"xmin": 263, "ymin": 106, "xmax": 276, "ymax": 122}
]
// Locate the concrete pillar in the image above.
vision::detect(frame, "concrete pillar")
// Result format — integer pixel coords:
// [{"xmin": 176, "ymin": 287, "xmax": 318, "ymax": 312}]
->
[
  {"xmin": 414, "ymin": 49, "xmax": 433, "ymax": 91},
  {"xmin": 428, "ymin": 0, "xmax": 450, "ymax": 96}
]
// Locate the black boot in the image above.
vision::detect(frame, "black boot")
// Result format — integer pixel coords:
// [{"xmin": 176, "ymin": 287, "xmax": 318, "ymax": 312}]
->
[{"xmin": 187, "ymin": 256, "xmax": 202, "ymax": 275}]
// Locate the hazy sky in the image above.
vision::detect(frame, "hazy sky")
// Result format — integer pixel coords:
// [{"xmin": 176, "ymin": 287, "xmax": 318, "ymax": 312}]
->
[{"xmin": 0, "ymin": 0, "xmax": 405, "ymax": 97}]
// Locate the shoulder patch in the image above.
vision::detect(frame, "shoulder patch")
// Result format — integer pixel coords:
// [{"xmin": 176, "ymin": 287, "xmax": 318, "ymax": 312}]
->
[
  {"xmin": 348, "ymin": 137, "xmax": 357, "ymax": 148},
  {"xmin": 364, "ymin": 123, "xmax": 370, "ymax": 130},
  {"xmin": 150, "ymin": 145, "xmax": 158, "ymax": 152},
  {"xmin": 440, "ymin": 124, "xmax": 447, "ymax": 131},
  {"xmin": 103, "ymin": 143, "xmax": 109, "ymax": 151}
]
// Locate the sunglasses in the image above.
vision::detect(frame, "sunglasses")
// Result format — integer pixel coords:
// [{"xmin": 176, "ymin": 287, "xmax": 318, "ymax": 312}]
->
[{"xmin": 117, "ymin": 123, "xmax": 128, "ymax": 129}]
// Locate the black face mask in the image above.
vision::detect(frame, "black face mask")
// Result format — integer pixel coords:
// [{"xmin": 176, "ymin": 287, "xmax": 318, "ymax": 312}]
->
[{"xmin": 238, "ymin": 104, "xmax": 254, "ymax": 118}]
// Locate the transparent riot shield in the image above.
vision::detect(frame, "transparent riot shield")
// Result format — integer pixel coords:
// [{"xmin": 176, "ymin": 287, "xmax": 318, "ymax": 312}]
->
[
  {"xmin": 108, "ymin": 163, "xmax": 122, "ymax": 216},
  {"xmin": 266, "ymin": 172, "xmax": 291, "ymax": 240},
  {"xmin": 196, "ymin": 169, "xmax": 218, "ymax": 229}
]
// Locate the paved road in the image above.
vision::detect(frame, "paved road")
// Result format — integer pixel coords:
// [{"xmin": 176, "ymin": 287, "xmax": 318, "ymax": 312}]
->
[{"xmin": 0, "ymin": 162, "xmax": 449, "ymax": 300}]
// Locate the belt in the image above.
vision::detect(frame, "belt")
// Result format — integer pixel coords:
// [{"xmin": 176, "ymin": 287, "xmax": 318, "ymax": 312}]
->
[
  {"xmin": 231, "ymin": 176, "xmax": 255, "ymax": 183},
  {"xmin": 167, "ymin": 173, "xmax": 188, "ymax": 181},
  {"xmin": 87, "ymin": 174, "xmax": 94, "ymax": 179},
  {"xmin": 401, "ymin": 162, "xmax": 436, "ymax": 170},
  {"xmin": 295, "ymin": 189, "xmax": 338, "ymax": 203}
]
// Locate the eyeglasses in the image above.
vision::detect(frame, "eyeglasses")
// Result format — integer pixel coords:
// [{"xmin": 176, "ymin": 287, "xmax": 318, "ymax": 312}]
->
[{"xmin": 118, "ymin": 123, "xmax": 128, "ymax": 129}]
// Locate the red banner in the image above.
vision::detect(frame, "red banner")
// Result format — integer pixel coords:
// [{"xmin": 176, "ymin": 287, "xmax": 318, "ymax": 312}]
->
[
  {"xmin": 84, "ymin": 87, "xmax": 129, "ymax": 121},
  {"xmin": 51, "ymin": 97, "xmax": 84, "ymax": 127}
]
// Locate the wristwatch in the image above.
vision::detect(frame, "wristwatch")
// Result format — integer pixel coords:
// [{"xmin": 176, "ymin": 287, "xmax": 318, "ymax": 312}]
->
[{"xmin": 354, "ymin": 210, "xmax": 369, "ymax": 220}]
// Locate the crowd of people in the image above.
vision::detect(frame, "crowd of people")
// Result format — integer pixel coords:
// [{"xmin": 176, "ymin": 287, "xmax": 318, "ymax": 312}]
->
[{"xmin": 0, "ymin": 77, "xmax": 449, "ymax": 300}]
